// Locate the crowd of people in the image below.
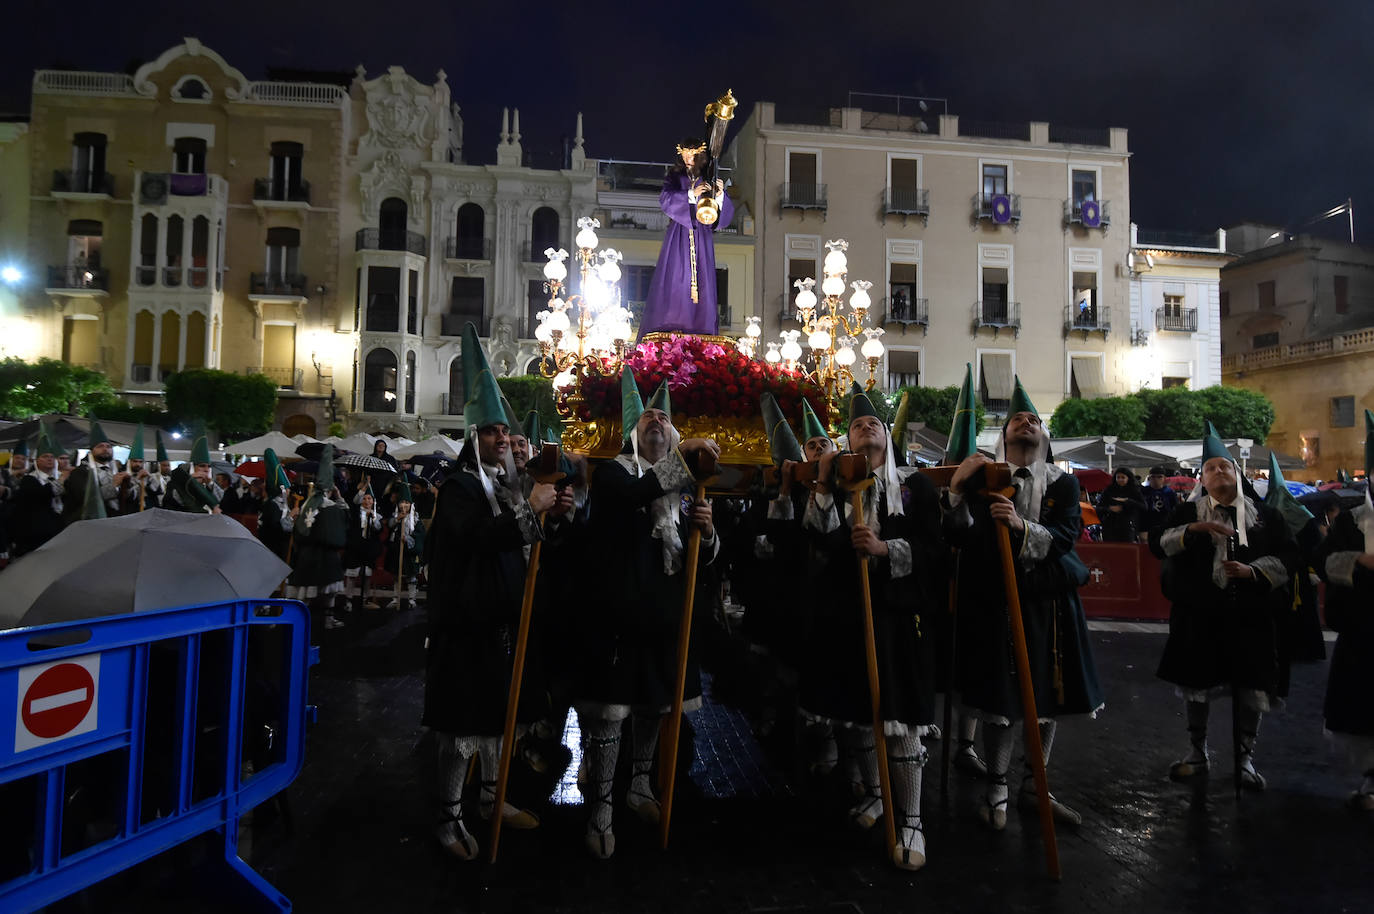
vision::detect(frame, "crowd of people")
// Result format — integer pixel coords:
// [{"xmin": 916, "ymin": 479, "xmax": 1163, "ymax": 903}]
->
[{"xmin": 4, "ymin": 338, "xmax": 1373, "ymax": 876}]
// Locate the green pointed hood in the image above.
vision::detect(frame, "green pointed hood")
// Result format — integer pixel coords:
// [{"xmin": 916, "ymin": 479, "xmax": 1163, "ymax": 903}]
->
[
  {"xmin": 501, "ymin": 396, "xmax": 525, "ymax": 438},
  {"xmin": 315, "ymin": 443, "xmax": 335, "ymax": 493},
  {"xmin": 646, "ymin": 381, "xmax": 671, "ymax": 421},
  {"xmin": 264, "ymin": 448, "xmax": 289, "ymax": 492},
  {"xmin": 461, "ymin": 323, "xmax": 506, "ymax": 430},
  {"xmin": 11, "ymin": 437, "xmax": 26, "ymax": 457},
  {"xmin": 155, "ymin": 429, "xmax": 169, "ymax": 463},
  {"xmin": 190, "ymin": 429, "xmax": 212, "ymax": 466},
  {"xmin": 1365, "ymin": 409, "xmax": 1374, "ymax": 477},
  {"xmin": 891, "ymin": 390, "xmax": 912, "ymax": 467},
  {"xmin": 88, "ymin": 417, "xmax": 112, "ymax": 449},
  {"xmin": 78, "ymin": 466, "xmax": 107, "ymax": 520},
  {"xmin": 1264, "ymin": 450, "xmax": 1313, "ymax": 535},
  {"xmin": 36, "ymin": 420, "xmax": 65, "ymax": 459},
  {"xmin": 523, "ymin": 411, "xmax": 543, "ymax": 449},
  {"xmin": 128, "ymin": 423, "xmax": 145, "ymax": 462},
  {"xmin": 946, "ymin": 362, "xmax": 980, "ymax": 464},
  {"xmin": 1009, "ymin": 376, "xmax": 1038, "ymax": 418},
  {"xmin": 848, "ymin": 391, "xmax": 881, "ymax": 429},
  {"xmin": 1201, "ymin": 420, "xmax": 1232, "ymax": 464},
  {"xmin": 393, "ymin": 476, "xmax": 413, "ymax": 504},
  {"xmin": 800, "ymin": 398, "xmax": 828, "ymax": 444},
  {"xmin": 621, "ymin": 367, "xmax": 645, "ymax": 441},
  {"xmin": 760, "ymin": 392, "xmax": 803, "ymax": 467}
]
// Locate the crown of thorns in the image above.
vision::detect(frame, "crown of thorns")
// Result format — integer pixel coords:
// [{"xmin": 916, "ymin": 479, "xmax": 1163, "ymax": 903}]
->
[{"xmin": 675, "ymin": 140, "xmax": 707, "ymax": 154}]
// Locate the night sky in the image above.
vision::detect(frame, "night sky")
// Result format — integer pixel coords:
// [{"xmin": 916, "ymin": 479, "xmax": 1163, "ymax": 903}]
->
[{"xmin": 7, "ymin": 0, "xmax": 1371, "ymax": 242}]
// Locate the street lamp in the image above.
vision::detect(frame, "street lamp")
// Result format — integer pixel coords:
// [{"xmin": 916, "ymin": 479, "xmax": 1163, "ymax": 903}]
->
[{"xmin": 1, "ymin": 266, "xmax": 21, "ymax": 285}]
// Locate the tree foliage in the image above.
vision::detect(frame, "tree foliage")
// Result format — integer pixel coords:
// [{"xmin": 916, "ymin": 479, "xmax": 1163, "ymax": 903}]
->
[
  {"xmin": 0, "ymin": 358, "xmax": 117, "ymax": 419},
  {"xmin": 164, "ymin": 370, "xmax": 277, "ymax": 441},
  {"xmin": 497, "ymin": 375, "xmax": 557, "ymax": 426},
  {"xmin": 1050, "ymin": 385, "xmax": 1275, "ymax": 442},
  {"xmin": 891, "ymin": 385, "xmax": 987, "ymax": 436}
]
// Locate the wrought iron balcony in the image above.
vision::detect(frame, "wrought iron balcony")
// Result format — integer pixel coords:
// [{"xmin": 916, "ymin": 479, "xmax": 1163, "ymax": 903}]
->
[
  {"xmin": 884, "ymin": 187, "xmax": 929, "ymax": 223},
  {"xmin": 972, "ymin": 192, "xmax": 1021, "ymax": 225},
  {"xmin": 254, "ymin": 366, "xmax": 302, "ymax": 389},
  {"xmin": 46, "ymin": 265, "xmax": 109, "ymax": 292},
  {"xmin": 250, "ymin": 273, "xmax": 309, "ymax": 297},
  {"xmin": 521, "ymin": 240, "xmax": 564, "ymax": 263},
  {"xmin": 973, "ymin": 300, "xmax": 1021, "ymax": 335},
  {"xmin": 356, "ymin": 228, "xmax": 426, "ymax": 255},
  {"xmin": 780, "ymin": 183, "xmax": 827, "ymax": 213},
  {"xmin": 882, "ymin": 296, "xmax": 929, "ymax": 328},
  {"xmin": 252, "ymin": 178, "xmax": 311, "ymax": 204},
  {"xmin": 1064, "ymin": 199, "xmax": 1111, "ymax": 229},
  {"xmin": 1065, "ymin": 304, "xmax": 1112, "ymax": 336},
  {"xmin": 52, "ymin": 169, "xmax": 114, "ymax": 196},
  {"xmin": 1155, "ymin": 308, "xmax": 1199, "ymax": 332},
  {"xmin": 444, "ymin": 237, "xmax": 493, "ymax": 260}
]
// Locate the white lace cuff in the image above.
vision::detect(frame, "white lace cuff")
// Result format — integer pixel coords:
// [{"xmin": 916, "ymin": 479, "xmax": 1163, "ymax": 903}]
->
[
  {"xmin": 515, "ymin": 501, "xmax": 543, "ymax": 544},
  {"xmin": 1249, "ymin": 555, "xmax": 1289, "ymax": 590},
  {"xmin": 1019, "ymin": 520, "xmax": 1052, "ymax": 565},
  {"xmin": 804, "ymin": 492, "xmax": 838, "ymax": 532},
  {"xmin": 1159, "ymin": 524, "xmax": 1189, "ymax": 556},
  {"xmin": 887, "ymin": 539, "xmax": 912, "ymax": 579},
  {"xmin": 653, "ymin": 448, "xmax": 693, "ymax": 493},
  {"xmin": 767, "ymin": 495, "xmax": 794, "ymax": 521},
  {"xmin": 1326, "ymin": 551, "xmax": 1362, "ymax": 589}
]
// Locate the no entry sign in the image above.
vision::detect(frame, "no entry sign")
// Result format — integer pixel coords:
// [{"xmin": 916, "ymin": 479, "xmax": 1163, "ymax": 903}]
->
[{"xmin": 14, "ymin": 654, "xmax": 101, "ymax": 753}]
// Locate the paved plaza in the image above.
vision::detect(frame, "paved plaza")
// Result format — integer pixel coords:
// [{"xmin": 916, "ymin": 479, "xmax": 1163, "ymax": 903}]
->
[{"xmin": 49, "ymin": 613, "xmax": 1373, "ymax": 913}]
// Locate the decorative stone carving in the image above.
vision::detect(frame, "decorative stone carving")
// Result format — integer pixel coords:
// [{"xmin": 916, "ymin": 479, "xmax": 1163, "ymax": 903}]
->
[
  {"xmin": 521, "ymin": 182, "xmax": 556, "ymax": 201},
  {"xmin": 361, "ymin": 67, "xmax": 433, "ymax": 151},
  {"xmin": 360, "ymin": 151, "xmax": 410, "ymax": 222}
]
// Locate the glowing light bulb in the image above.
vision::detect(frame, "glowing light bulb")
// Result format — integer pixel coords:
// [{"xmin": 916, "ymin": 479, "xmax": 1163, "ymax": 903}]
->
[
  {"xmin": 808, "ymin": 329, "xmax": 831, "ymax": 350},
  {"xmin": 821, "ymin": 275, "xmax": 844, "ymax": 297},
  {"xmin": 861, "ymin": 327, "xmax": 885, "ymax": 359},
  {"xmin": 795, "ymin": 288, "xmax": 817, "ymax": 311},
  {"xmin": 849, "ymin": 280, "xmax": 872, "ymax": 311},
  {"xmin": 575, "ymin": 215, "xmax": 600, "ymax": 250},
  {"xmin": 765, "ymin": 342, "xmax": 782, "ymax": 364},
  {"xmin": 745, "ymin": 316, "xmax": 762, "ymax": 338}
]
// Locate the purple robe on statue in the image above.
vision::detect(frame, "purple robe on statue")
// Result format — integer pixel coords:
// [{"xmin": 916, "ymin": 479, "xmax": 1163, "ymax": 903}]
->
[{"xmin": 639, "ymin": 172, "xmax": 735, "ymax": 337}]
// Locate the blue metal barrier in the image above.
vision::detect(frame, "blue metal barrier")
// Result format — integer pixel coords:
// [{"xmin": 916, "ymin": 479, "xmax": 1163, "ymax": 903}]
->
[{"xmin": 0, "ymin": 600, "xmax": 315, "ymax": 913}]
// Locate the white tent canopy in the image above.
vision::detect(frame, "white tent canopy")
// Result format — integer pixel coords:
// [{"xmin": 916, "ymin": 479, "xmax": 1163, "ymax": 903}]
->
[
  {"xmin": 335, "ymin": 433, "xmax": 380, "ymax": 455},
  {"xmin": 389, "ymin": 436, "xmax": 464, "ymax": 459},
  {"xmin": 222, "ymin": 431, "xmax": 303, "ymax": 457}
]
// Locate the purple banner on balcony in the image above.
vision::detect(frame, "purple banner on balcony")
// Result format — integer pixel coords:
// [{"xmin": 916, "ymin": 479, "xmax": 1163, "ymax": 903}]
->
[
  {"xmin": 1081, "ymin": 200, "xmax": 1102, "ymax": 228},
  {"xmin": 169, "ymin": 173, "xmax": 207, "ymax": 196},
  {"xmin": 992, "ymin": 194, "xmax": 1012, "ymax": 224}
]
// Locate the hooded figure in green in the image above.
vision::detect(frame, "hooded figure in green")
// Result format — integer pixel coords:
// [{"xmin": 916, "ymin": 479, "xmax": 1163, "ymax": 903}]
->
[
  {"xmin": 795, "ymin": 388, "xmax": 944, "ymax": 871},
  {"xmin": 945, "ymin": 375, "xmax": 1103, "ymax": 831},
  {"xmin": 165, "ymin": 433, "xmax": 220, "ymax": 514},
  {"xmin": 10, "ymin": 423, "xmax": 67, "ymax": 555},
  {"xmin": 284, "ymin": 444, "xmax": 349, "ymax": 606},
  {"xmin": 256, "ymin": 447, "xmax": 294, "ymax": 561},
  {"xmin": 1316, "ymin": 408, "xmax": 1374, "ymax": 809},
  {"xmin": 572, "ymin": 367, "xmax": 720, "ymax": 860},
  {"xmin": 1149, "ymin": 420, "xmax": 1298, "ymax": 792},
  {"xmin": 422, "ymin": 322, "xmax": 565, "ymax": 861}
]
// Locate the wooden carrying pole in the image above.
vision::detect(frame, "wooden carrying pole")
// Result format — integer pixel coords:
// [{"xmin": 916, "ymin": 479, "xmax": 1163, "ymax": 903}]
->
[
  {"xmin": 992, "ymin": 491, "xmax": 1061, "ymax": 881},
  {"xmin": 658, "ymin": 448, "xmax": 718, "ymax": 850},
  {"xmin": 488, "ymin": 444, "xmax": 563, "ymax": 863},
  {"xmin": 836, "ymin": 453, "xmax": 897, "ymax": 860}
]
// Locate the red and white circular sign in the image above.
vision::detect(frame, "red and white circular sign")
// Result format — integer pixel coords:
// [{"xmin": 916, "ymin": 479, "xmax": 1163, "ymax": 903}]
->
[{"xmin": 14, "ymin": 654, "xmax": 101, "ymax": 752}]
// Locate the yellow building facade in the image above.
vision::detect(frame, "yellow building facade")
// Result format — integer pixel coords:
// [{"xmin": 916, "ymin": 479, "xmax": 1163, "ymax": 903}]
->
[{"xmin": 22, "ymin": 39, "xmax": 348, "ymax": 434}]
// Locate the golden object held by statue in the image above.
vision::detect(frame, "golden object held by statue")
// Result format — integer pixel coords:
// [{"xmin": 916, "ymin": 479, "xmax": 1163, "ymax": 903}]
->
[
  {"xmin": 695, "ymin": 196, "xmax": 720, "ymax": 225},
  {"xmin": 704, "ymin": 89, "xmax": 737, "ymax": 123}
]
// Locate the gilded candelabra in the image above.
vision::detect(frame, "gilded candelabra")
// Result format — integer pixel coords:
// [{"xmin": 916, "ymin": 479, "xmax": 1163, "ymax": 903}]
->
[
  {"xmin": 533, "ymin": 216, "xmax": 635, "ymax": 418},
  {"xmin": 753, "ymin": 239, "xmax": 885, "ymax": 424}
]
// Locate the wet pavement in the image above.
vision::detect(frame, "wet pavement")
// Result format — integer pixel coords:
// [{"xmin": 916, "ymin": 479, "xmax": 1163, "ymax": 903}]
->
[{"xmin": 52, "ymin": 610, "xmax": 1374, "ymax": 913}]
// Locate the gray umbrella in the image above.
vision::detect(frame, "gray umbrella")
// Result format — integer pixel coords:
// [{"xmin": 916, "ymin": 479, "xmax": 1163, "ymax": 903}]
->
[{"xmin": 0, "ymin": 509, "xmax": 291, "ymax": 629}]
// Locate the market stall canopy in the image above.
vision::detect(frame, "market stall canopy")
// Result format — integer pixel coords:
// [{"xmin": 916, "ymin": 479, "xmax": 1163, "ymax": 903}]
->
[
  {"xmin": 223, "ymin": 430, "xmax": 303, "ymax": 456},
  {"xmin": 1055, "ymin": 438, "xmax": 1175, "ymax": 470},
  {"xmin": 389, "ymin": 436, "xmax": 464, "ymax": 460}
]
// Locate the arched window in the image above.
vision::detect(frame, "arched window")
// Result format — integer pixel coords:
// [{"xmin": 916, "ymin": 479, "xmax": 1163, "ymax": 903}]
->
[
  {"xmin": 405, "ymin": 351, "xmax": 416, "ymax": 414},
  {"xmin": 132, "ymin": 310, "xmax": 155, "ymax": 382},
  {"xmin": 531, "ymin": 207, "xmax": 559, "ymax": 256},
  {"xmin": 364, "ymin": 348, "xmax": 398, "ymax": 413},
  {"xmin": 159, "ymin": 312, "xmax": 181, "ymax": 380},
  {"xmin": 174, "ymin": 78, "xmax": 209, "ymax": 101},
  {"xmin": 185, "ymin": 312, "xmax": 207, "ymax": 369},
  {"xmin": 379, "ymin": 197, "xmax": 407, "ymax": 250},
  {"xmin": 453, "ymin": 203, "xmax": 485, "ymax": 259},
  {"xmin": 191, "ymin": 216, "xmax": 210, "ymax": 288},
  {"xmin": 448, "ymin": 357, "xmax": 463, "ymax": 414}
]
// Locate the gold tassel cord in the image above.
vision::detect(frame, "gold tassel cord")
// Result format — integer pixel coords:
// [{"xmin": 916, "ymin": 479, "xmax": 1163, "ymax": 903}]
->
[{"xmin": 689, "ymin": 221, "xmax": 699, "ymax": 304}]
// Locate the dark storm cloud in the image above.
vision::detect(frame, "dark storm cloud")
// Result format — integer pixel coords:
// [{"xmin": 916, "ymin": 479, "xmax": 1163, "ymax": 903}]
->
[{"xmin": 6, "ymin": 0, "xmax": 1371, "ymax": 238}]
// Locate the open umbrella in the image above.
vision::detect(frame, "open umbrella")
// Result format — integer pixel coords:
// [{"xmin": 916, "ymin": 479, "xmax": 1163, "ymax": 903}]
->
[
  {"xmin": 335, "ymin": 453, "xmax": 399, "ymax": 476},
  {"xmin": 0, "ymin": 509, "xmax": 291, "ymax": 629},
  {"xmin": 1071, "ymin": 468, "xmax": 1113, "ymax": 494},
  {"xmin": 235, "ymin": 460, "xmax": 297, "ymax": 482}
]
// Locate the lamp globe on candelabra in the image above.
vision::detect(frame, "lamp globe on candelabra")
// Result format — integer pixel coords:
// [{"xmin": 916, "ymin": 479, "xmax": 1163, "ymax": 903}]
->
[
  {"xmin": 849, "ymin": 279, "xmax": 872, "ymax": 312},
  {"xmin": 575, "ymin": 216, "xmax": 600, "ymax": 251},
  {"xmin": 764, "ymin": 341, "xmax": 782, "ymax": 364},
  {"xmin": 861, "ymin": 326, "xmax": 885, "ymax": 360},
  {"xmin": 835, "ymin": 336, "xmax": 857, "ymax": 367}
]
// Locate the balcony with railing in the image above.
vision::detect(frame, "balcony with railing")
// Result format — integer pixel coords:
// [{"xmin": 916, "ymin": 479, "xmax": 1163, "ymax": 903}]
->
[
  {"xmin": 249, "ymin": 273, "xmax": 309, "ymax": 298},
  {"xmin": 778, "ymin": 292, "xmax": 798, "ymax": 324},
  {"xmin": 1064, "ymin": 199, "xmax": 1111, "ymax": 230},
  {"xmin": 137, "ymin": 171, "xmax": 228, "ymax": 206},
  {"xmin": 46, "ymin": 265, "xmax": 110, "ymax": 295},
  {"xmin": 882, "ymin": 296, "xmax": 929, "ymax": 329},
  {"xmin": 444, "ymin": 237, "xmax": 493, "ymax": 260},
  {"xmin": 34, "ymin": 70, "xmax": 138, "ymax": 96},
  {"xmin": 1155, "ymin": 308, "xmax": 1199, "ymax": 332},
  {"xmin": 973, "ymin": 300, "xmax": 1021, "ymax": 336},
  {"xmin": 155, "ymin": 265, "xmax": 212, "ymax": 289},
  {"xmin": 246, "ymin": 366, "xmax": 304, "ymax": 389},
  {"xmin": 884, "ymin": 187, "xmax": 929, "ymax": 223},
  {"xmin": 780, "ymin": 183, "xmax": 827, "ymax": 214},
  {"xmin": 972, "ymin": 192, "xmax": 1021, "ymax": 226},
  {"xmin": 597, "ymin": 158, "xmax": 733, "ymax": 192},
  {"xmin": 130, "ymin": 364, "xmax": 177, "ymax": 385},
  {"xmin": 1065, "ymin": 304, "xmax": 1112, "ymax": 337},
  {"xmin": 52, "ymin": 169, "xmax": 114, "ymax": 197},
  {"xmin": 252, "ymin": 178, "xmax": 311, "ymax": 205},
  {"xmin": 521, "ymin": 241, "xmax": 563, "ymax": 263},
  {"xmin": 355, "ymin": 228, "xmax": 427, "ymax": 255}
]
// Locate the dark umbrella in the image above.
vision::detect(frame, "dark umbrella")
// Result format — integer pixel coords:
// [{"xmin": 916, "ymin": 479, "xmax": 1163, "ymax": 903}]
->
[
  {"xmin": 296, "ymin": 442, "xmax": 354, "ymax": 461},
  {"xmin": 407, "ymin": 453, "xmax": 457, "ymax": 482},
  {"xmin": 334, "ymin": 453, "xmax": 399, "ymax": 476},
  {"xmin": 0, "ymin": 509, "xmax": 291, "ymax": 629}
]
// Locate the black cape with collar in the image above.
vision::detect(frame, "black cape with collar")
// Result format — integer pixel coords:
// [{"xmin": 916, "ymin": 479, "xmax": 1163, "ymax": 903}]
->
[{"xmin": 1316, "ymin": 507, "xmax": 1374, "ymax": 735}]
